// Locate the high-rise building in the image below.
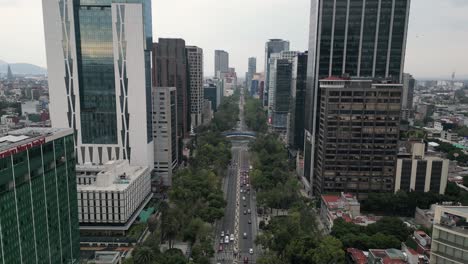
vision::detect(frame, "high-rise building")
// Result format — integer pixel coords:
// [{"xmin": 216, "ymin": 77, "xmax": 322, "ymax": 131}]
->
[
  {"xmin": 270, "ymin": 59, "xmax": 293, "ymax": 137},
  {"xmin": 268, "ymin": 51, "xmax": 298, "ymax": 127},
  {"xmin": 395, "ymin": 142, "xmax": 448, "ymax": 194},
  {"xmin": 304, "ymin": 0, "xmax": 411, "ymax": 195},
  {"xmin": 314, "ymin": 79, "xmax": 402, "ymax": 196},
  {"xmin": 43, "ymin": 0, "xmax": 154, "ymax": 167},
  {"xmin": 246, "ymin": 57, "xmax": 257, "ymax": 91},
  {"xmin": 215, "ymin": 50, "xmax": 229, "ymax": 77},
  {"xmin": 288, "ymin": 52, "xmax": 308, "ymax": 150},
  {"xmin": 204, "ymin": 81, "xmax": 219, "ymax": 112},
  {"xmin": 186, "ymin": 46, "xmax": 204, "ymax": 129},
  {"xmin": 264, "ymin": 39, "xmax": 290, "ymax": 106},
  {"xmin": 0, "ymin": 128, "xmax": 79, "ymax": 264},
  {"xmin": 430, "ymin": 206, "xmax": 468, "ymax": 264},
  {"xmin": 152, "ymin": 87, "xmax": 178, "ymax": 186},
  {"xmin": 6, "ymin": 64, "xmax": 13, "ymax": 80},
  {"xmin": 401, "ymin": 73, "xmax": 415, "ymax": 120},
  {"xmin": 152, "ymin": 38, "xmax": 189, "ymax": 139}
]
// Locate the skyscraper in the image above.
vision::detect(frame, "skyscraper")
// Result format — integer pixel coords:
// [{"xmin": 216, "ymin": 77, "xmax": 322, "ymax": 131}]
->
[
  {"xmin": 315, "ymin": 79, "xmax": 402, "ymax": 196},
  {"xmin": 288, "ymin": 52, "xmax": 308, "ymax": 150},
  {"xmin": 214, "ymin": 50, "xmax": 229, "ymax": 77},
  {"xmin": 6, "ymin": 64, "xmax": 13, "ymax": 80},
  {"xmin": 268, "ymin": 51, "xmax": 298, "ymax": 125},
  {"xmin": 246, "ymin": 57, "xmax": 257, "ymax": 91},
  {"xmin": 152, "ymin": 87, "xmax": 178, "ymax": 187},
  {"xmin": 186, "ymin": 46, "xmax": 204, "ymax": 129},
  {"xmin": 152, "ymin": 38, "xmax": 190, "ymax": 139},
  {"xmin": 304, "ymin": 0, "xmax": 411, "ymax": 195},
  {"xmin": 264, "ymin": 39, "xmax": 290, "ymax": 106},
  {"xmin": 0, "ymin": 128, "xmax": 79, "ymax": 264},
  {"xmin": 270, "ymin": 59, "xmax": 293, "ymax": 137},
  {"xmin": 43, "ymin": 0, "xmax": 154, "ymax": 167}
]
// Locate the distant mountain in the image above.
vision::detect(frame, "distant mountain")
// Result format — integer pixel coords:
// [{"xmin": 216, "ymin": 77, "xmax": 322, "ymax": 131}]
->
[{"xmin": 0, "ymin": 60, "xmax": 47, "ymax": 76}]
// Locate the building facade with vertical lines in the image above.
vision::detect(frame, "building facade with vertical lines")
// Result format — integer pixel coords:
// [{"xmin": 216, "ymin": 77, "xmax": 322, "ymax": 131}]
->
[
  {"xmin": 43, "ymin": 0, "xmax": 154, "ymax": 168},
  {"xmin": 0, "ymin": 128, "xmax": 79, "ymax": 264},
  {"xmin": 152, "ymin": 38, "xmax": 190, "ymax": 139},
  {"xmin": 187, "ymin": 46, "xmax": 204, "ymax": 129},
  {"xmin": 303, "ymin": 0, "xmax": 411, "ymax": 196}
]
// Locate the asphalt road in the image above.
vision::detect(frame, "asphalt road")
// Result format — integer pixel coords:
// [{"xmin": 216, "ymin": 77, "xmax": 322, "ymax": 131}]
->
[{"xmin": 214, "ymin": 89, "xmax": 258, "ymax": 264}]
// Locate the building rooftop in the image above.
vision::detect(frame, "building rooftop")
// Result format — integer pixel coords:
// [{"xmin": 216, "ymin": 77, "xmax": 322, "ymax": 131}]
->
[
  {"xmin": 0, "ymin": 127, "xmax": 72, "ymax": 154},
  {"xmin": 77, "ymin": 160, "xmax": 150, "ymax": 192},
  {"xmin": 346, "ymin": 248, "xmax": 367, "ymax": 264}
]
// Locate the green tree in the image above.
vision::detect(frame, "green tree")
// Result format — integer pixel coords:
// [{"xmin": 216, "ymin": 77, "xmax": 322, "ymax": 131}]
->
[
  {"xmin": 310, "ymin": 236, "xmax": 345, "ymax": 264},
  {"xmin": 133, "ymin": 246, "xmax": 155, "ymax": 264}
]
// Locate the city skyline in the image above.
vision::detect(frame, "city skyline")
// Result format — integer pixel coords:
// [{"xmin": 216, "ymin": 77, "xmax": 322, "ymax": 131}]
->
[{"xmin": 0, "ymin": 0, "xmax": 467, "ymax": 79}]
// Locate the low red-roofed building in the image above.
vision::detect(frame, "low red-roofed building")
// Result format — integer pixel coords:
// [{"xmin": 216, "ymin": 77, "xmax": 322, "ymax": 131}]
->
[
  {"xmin": 320, "ymin": 192, "xmax": 361, "ymax": 231},
  {"xmin": 346, "ymin": 248, "xmax": 367, "ymax": 264}
]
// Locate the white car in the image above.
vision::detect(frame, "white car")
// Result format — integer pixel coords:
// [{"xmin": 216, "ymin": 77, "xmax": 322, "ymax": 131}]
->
[
  {"xmin": 242, "ymin": 196, "xmax": 246, "ymax": 201},
  {"xmin": 224, "ymin": 235, "xmax": 229, "ymax": 244},
  {"xmin": 249, "ymin": 248, "xmax": 253, "ymax": 254},
  {"xmin": 221, "ymin": 231, "xmax": 224, "ymax": 237},
  {"xmin": 230, "ymin": 234, "xmax": 234, "ymax": 241}
]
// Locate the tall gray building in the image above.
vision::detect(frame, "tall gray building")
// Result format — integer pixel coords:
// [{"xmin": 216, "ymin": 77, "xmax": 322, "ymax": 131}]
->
[
  {"xmin": 43, "ymin": 0, "xmax": 154, "ymax": 167},
  {"xmin": 152, "ymin": 39, "xmax": 189, "ymax": 139},
  {"xmin": 315, "ymin": 79, "xmax": 402, "ymax": 197},
  {"xmin": 246, "ymin": 57, "xmax": 257, "ymax": 91},
  {"xmin": 187, "ymin": 46, "xmax": 204, "ymax": 129},
  {"xmin": 214, "ymin": 50, "xmax": 229, "ymax": 77},
  {"xmin": 401, "ymin": 73, "xmax": 415, "ymax": 120},
  {"xmin": 271, "ymin": 59, "xmax": 293, "ymax": 137},
  {"xmin": 288, "ymin": 52, "xmax": 308, "ymax": 151},
  {"xmin": 264, "ymin": 39, "xmax": 290, "ymax": 106},
  {"xmin": 303, "ymin": 0, "xmax": 411, "ymax": 196},
  {"xmin": 152, "ymin": 87, "xmax": 177, "ymax": 186}
]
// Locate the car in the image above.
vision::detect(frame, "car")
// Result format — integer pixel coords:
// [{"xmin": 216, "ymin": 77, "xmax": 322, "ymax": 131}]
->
[
  {"xmin": 243, "ymin": 203, "xmax": 247, "ymax": 207},
  {"xmin": 249, "ymin": 248, "xmax": 253, "ymax": 254},
  {"xmin": 230, "ymin": 234, "xmax": 234, "ymax": 241},
  {"xmin": 243, "ymin": 232, "xmax": 247, "ymax": 239},
  {"xmin": 226, "ymin": 230, "xmax": 230, "ymax": 235},
  {"xmin": 218, "ymin": 244, "xmax": 223, "ymax": 252},
  {"xmin": 248, "ymin": 219, "xmax": 251, "ymax": 224},
  {"xmin": 240, "ymin": 189, "xmax": 244, "ymax": 193},
  {"xmin": 242, "ymin": 196, "xmax": 246, "ymax": 201},
  {"xmin": 220, "ymin": 238, "xmax": 224, "ymax": 244},
  {"xmin": 247, "ymin": 209, "xmax": 251, "ymax": 214},
  {"xmin": 221, "ymin": 231, "xmax": 224, "ymax": 237},
  {"xmin": 243, "ymin": 257, "xmax": 249, "ymax": 264},
  {"xmin": 224, "ymin": 235, "xmax": 229, "ymax": 244},
  {"xmin": 243, "ymin": 210, "xmax": 247, "ymax": 215}
]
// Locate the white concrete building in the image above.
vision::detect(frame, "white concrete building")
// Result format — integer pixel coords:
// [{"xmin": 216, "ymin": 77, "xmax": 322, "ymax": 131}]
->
[
  {"xmin": 187, "ymin": 46, "xmax": 204, "ymax": 129},
  {"xmin": 43, "ymin": 0, "xmax": 153, "ymax": 167},
  {"xmin": 395, "ymin": 142, "xmax": 449, "ymax": 194},
  {"xmin": 21, "ymin": 100, "xmax": 41, "ymax": 116},
  {"xmin": 152, "ymin": 87, "xmax": 178, "ymax": 187},
  {"xmin": 77, "ymin": 160, "xmax": 152, "ymax": 229},
  {"xmin": 430, "ymin": 206, "xmax": 468, "ymax": 264}
]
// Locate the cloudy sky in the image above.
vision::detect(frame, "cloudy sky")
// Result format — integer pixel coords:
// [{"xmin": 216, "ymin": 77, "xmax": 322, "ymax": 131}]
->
[{"xmin": 0, "ymin": 0, "xmax": 467, "ymax": 79}]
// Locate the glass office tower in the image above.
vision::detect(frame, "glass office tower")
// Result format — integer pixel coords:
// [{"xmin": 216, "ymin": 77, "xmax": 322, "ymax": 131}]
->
[
  {"xmin": 0, "ymin": 128, "xmax": 79, "ymax": 264},
  {"xmin": 43, "ymin": 0, "xmax": 154, "ymax": 167},
  {"xmin": 264, "ymin": 39, "xmax": 290, "ymax": 106},
  {"xmin": 303, "ymin": 0, "xmax": 411, "ymax": 195}
]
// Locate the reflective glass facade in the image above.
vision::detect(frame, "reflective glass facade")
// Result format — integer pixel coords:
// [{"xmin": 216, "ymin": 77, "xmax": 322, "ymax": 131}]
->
[
  {"xmin": 315, "ymin": 0, "xmax": 409, "ymax": 80},
  {"xmin": 75, "ymin": 4, "xmax": 118, "ymax": 144},
  {"xmin": 74, "ymin": 0, "xmax": 153, "ymax": 145},
  {"xmin": 0, "ymin": 133, "xmax": 79, "ymax": 264}
]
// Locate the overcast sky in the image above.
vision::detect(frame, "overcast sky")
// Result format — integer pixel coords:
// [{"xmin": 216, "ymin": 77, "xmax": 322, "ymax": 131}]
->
[{"xmin": 0, "ymin": 0, "xmax": 467, "ymax": 79}]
